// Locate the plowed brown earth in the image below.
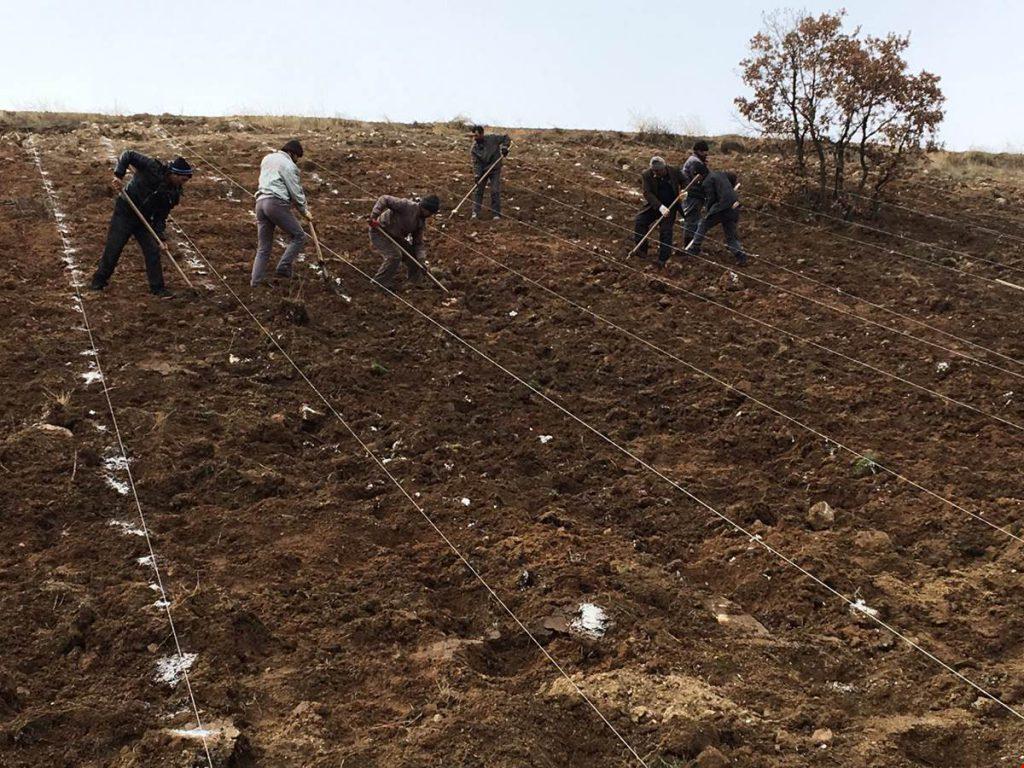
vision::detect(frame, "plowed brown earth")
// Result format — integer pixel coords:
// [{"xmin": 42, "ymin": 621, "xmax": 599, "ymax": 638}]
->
[{"xmin": 3, "ymin": 116, "xmax": 1024, "ymax": 767}]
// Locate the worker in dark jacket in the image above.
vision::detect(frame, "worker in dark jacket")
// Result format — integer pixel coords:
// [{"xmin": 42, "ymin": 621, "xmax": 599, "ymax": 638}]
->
[
  {"xmin": 470, "ymin": 125, "xmax": 511, "ymax": 219},
  {"xmin": 369, "ymin": 194, "xmax": 441, "ymax": 289},
  {"xmin": 89, "ymin": 151, "xmax": 193, "ymax": 296},
  {"xmin": 685, "ymin": 171, "xmax": 747, "ymax": 266},
  {"xmin": 633, "ymin": 156, "xmax": 685, "ymax": 265},
  {"xmin": 680, "ymin": 140, "xmax": 710, "ymax": 244}
]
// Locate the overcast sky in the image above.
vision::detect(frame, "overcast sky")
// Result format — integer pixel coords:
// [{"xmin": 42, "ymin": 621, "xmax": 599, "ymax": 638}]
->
[{"xmin": 2, "ymin": 0, "xmax": 1020, "ymax": 151}]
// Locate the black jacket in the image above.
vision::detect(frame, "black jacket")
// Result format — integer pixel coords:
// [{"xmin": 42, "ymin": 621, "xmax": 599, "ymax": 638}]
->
[
  {"xmin": 639, "ymin": 167, "xmax": 685, "ymax": 212},
  {"xmin": 702, "ymin": 171, "xmax": 739, "ymax": 217},
  {"xmin": 681, "ymin": 154, "xmax": 710, "ymax": 200},
  {"xmin": 471, "ymin": 134, "xmax": 511, "ymax": 173},
  {"xmin": 114, "ymin": 150, "xmax": 183, "ymax": 236}
]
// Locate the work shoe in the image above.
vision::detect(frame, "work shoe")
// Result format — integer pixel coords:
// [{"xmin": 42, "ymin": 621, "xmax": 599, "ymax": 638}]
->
[
  {"xmin": 275, "ymin": 269, "xmax": 292, "ymax": 280},
  {"xmin": 88, "ymin": 278, "xmax": 106, "ymax": 291},
  {"xmin": 151, "ymin": 287, "xmax": 175, "ymax": 298},
  {"xmin": 734, "ymin": 252, "xmax": 749, "ymax": 267},
  {"xmin": 683, "ymin": 247, "xmax": 699, "ymax": 257}
]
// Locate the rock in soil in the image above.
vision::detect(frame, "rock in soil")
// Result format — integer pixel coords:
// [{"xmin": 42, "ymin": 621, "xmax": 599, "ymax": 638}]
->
[{"xmin": 806, "ymin": 500, "xmax": 836, "ymax": 531}]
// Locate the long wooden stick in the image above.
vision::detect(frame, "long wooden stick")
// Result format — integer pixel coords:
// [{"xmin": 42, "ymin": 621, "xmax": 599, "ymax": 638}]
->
[
  {"xmin": 307, "ymin": 221, "xmax": 335, "ymax": 289},
  {"xmin": 626, "ymin": 175, "xmax": 701, "ymax": 260},
  {"xmin": 119, "ymin": 191, "xmax": 194, "ymax": 288},
  {"xmin": 372, "ymin": 224, "xmax": 450, "ymax": 293},
  {"xmin": 448, "ymin": 142, "xmax": 511, "ymax": 220}
]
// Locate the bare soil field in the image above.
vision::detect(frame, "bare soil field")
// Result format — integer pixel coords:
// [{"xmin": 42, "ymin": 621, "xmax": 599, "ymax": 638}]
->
[{"xmin": 2, "ymin": 115, "xmax": 1024, "ymax": 767}]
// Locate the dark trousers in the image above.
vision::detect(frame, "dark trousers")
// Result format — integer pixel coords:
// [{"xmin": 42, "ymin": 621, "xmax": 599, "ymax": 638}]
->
[
  {"xmin": 681, "ymin": 198, "xmax": 704, "ymax": 244},
  {"xmin": 688, "ymin": 208, "xmax": 746, "ymax": 262},
  {"xmin": 472, "ymin": 165, "xmax": 502, "ymax": 217},
  {"xmin": 633, "ymin": 205, "xmax": 677, "ymax": 262},
  {"xmin": 93, "ymin": 202, "xmax": 165, "ymax": 292}
]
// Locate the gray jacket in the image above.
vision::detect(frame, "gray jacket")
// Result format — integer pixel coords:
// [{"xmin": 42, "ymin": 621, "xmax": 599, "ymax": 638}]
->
[
  {"xmin": 471, "ymin": 134, "xmax": 511, "ymax": 174},
  {"xmin": 256, "ymin": 151, "xmax": 307, "ymax": 212},
  {"xmin": 371, "ymin": 196, "xmax": 427, "ymax": 260}
]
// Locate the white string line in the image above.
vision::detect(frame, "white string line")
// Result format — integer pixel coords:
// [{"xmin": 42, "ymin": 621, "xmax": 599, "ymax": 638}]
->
[
  {"xmin": 505, "ymin": 167, "xmax": 1024, "ymax": 382},
  {"xmin": 392, "ymin": 160, "xmax": 1024, "ymax": 435},
  {"xmin": 523, "ymin": 145, "xmax": 1024, "ymax": 312},
  {"xmin": 743, "ymin": 189, "xmax": 1024, "ymax": 280},
  {"xmin": 165, "ymin": 219, "xmax": 649, "ymax": 768},
  {"xmin": 161, "ymin": 136, "xmax": 1024, "ymax": 727},
  {"xmin": 591, "ymin": 141, "xmax": 1024, "ymax": 282},
  {"xmin": 432, "ymin": 227, "xmax": 1024, "ymax": 545},
  {"xmin": 545, "ymin": 144, "xmax": 1024, "ymax": 292},
  {"xmin": 305, "ymin": 151, "xmax": 1024, "ymax": 549},
  {"xmin": 899, "ymin": 177, "xmax": 1024, "ymax": 232},
  {"xmin": 747, "ymin": 203, "xmax": 1020, "ymax": 291},
  {"xmin": 150, "ymin": 132, "xmax": 648, "ymax": 762},
  {"xmin": 838, "ymin": 184, "xmax": 1024, "ymax": 245},
  {"xmin": 514, "ymin": 158, "xmax": 1024, "ymax": 372},
  {"xmin": 26, "ymin": 138, "xmax": 215, "ymax": 768},
  {"xmin": 287, "ymin": 179, "xmax": 1024, "ymax": 727}
]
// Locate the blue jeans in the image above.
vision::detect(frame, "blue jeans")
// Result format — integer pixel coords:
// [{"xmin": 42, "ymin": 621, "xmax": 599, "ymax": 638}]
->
[{"xmin": 688, "ymin": 209, "xmax": 746, "ymax": 263}]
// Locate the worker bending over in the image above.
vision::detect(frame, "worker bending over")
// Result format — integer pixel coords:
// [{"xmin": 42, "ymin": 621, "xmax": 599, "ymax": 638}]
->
[
  {"xmin": 685, "ymin": 171, "xmax": 748, "ymax": 266},
  {"xmin": 470, "ymin": 125, "xmax": 511, "ymax": 220},
  {"xmin": 251, "ymin": 139, "xmax": 311, "ymax": 287},
  {"xmin": 90, "ymin": 150, "xmax": 193, "ymax": 297},
  {"xmin": 368, "ymin": 194, "xmax": 441, "ymax": 290}
]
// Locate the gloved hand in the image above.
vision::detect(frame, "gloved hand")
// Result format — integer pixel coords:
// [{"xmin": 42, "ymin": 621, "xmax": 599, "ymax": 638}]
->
[
  {"xmin": 659, "ymin": 205, "xmax": 670, "ymax": 217},
  {"xmin": 369, "ymin": 218, "xmax": 381, "ymax": 229},
  {"xmin": 500, "ymin": 146, "xmax": 509, "ymax": 157},
  {"xmin": 303, "ymin": 208, "xmax": 314, "ymax": 222},
  {"xmin": 111, "ymin": 176, "xmax": 124, "ymax": 192}
]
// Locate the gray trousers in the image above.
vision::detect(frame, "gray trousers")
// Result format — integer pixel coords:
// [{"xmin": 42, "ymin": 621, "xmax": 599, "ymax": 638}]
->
[
  {"xmin": 472, "ymin": 164, "xmax": 502, "ymax": 217},
  {"xmin": 251, "ymin": 196, "xmax": 307, "ymax": 286},
  {"xmin": 370, "ymin": 230, "xmax": 423, "ymax": 289},
  {"xmin": 681, "ymin": 198, "xmax": 704, "ymax": 245}
]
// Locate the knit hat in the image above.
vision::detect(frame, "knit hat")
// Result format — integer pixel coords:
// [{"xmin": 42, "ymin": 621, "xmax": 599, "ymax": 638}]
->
[
  {"xmin": 649, "ymin": 156, "xmax": 666, "ymax": 170},
  {"xmin": 281, "ymin": 139, "xmax": 304, "ymax": 157},
  {"xmin": 693, "ymin": 140, "xmax": 709, "ymax": 152},
  {"xmin": 419, "ymin": 194, "xmax": 441, "ymax": 214},
  {"xmin": 168, "ymin": 157, "xmax": 193, "ymax": 176},
  {"xmin": 471, "ymin": 125, "xmax": 485, "ymax": 135}
]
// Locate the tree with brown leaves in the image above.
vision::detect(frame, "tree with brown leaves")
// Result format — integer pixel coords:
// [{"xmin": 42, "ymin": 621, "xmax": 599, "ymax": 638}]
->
[{"xmin": 736, "ymin": 10, "xmax": 945, "ymax": 212}]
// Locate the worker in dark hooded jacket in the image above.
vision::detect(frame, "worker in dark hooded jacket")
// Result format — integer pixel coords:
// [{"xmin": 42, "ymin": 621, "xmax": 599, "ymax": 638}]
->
[
  {"xmin": 679, "ymin": 140, "xmax": 710, "ymax": 244},
  {"xmin": 89, "ymin": 150, "xmax": 193, "ymax": 296},
  {"xmin": 633, "ymin": 156, "xmax": 685, "ymax": 265},
  {"xmin": 685, "ymin": 171, "xmax": 748, "ymax": 266},
  {"xmin": 368, "ymin": 194, "xmax": 441, "ymax": 289},
  {"xmin": 470, "ymin": 125, "xmax": 511, "ymax": 219}
]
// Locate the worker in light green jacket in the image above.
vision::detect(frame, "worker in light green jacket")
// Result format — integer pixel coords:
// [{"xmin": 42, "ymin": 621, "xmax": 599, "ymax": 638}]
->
[{"xmin": 251, "ymin": 139, "xmax": 312, "ymax": 287}]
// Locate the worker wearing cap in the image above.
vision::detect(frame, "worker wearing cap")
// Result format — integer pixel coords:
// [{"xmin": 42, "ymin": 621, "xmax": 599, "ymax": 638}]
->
[
  {"xmin": 368, "ymin": 194, "xmax": 441, "ymax": 290},
  {"xmin": 89, "ymin": 150, "xmax": 193, "ymax": 297},
  {"xmin": 633, "ymin": 156, "xmax": 685, "ymax": 265},
  {"xmin": 251, "ymin": 139, "xmax": 311, "ymax": 287},
  {"xmin": 680, "ymin": 140, "xmax": 710, "ymax": 245}
]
